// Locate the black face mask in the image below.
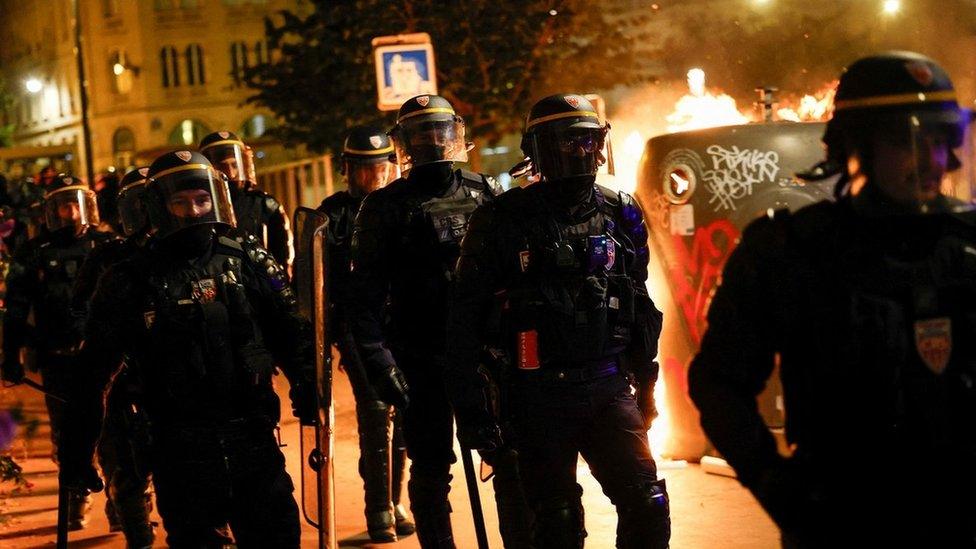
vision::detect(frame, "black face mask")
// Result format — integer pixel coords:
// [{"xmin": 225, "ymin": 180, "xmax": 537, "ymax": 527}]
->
[
  {"xmin": 408, "ymin": 162, "xmax": 455, "ymax": 194},
  {"xmin": 160, "ymin": 225, "xmax": 215, "ymax": 259},
  {"xmin": 543, "ymin": 175, "xmax": 597, "ymax": 210}
]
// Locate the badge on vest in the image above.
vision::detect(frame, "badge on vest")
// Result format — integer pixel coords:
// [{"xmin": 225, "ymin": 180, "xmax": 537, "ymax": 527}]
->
[
  {"xmin": 914, "ymin": 317, "xmax": 951, "ymax": 374},
  {"xmin": 519, "ymin": 250, "xmax": 531, "ymax": 272},
  {"xmin": 586, "ymin": 235, "xmax": 616, "ymax": 272},
  {"xmin": 191, "ymin": 278, "xmax": 218, "ymax": 303},
  {"xmin": 144, "ymin": 311, "xmax": 156, "ymax": 329}
]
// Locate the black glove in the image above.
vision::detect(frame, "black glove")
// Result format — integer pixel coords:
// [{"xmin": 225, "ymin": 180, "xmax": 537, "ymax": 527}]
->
[
  {"xmin": 456, "ymin": 411, "xmax": 503, "ymax": 452},
  {"xmin": 1, "ymin": 358, "xmax": 24, "ymax": 385},
  {"xmin": 289, "ymin": 379, "xmax": 318, "ymax": 425},
  {"xmin": 373, "ymin": 364, "xmax": 409, "ymax": 409},
  {"xmin": 60, "ymin": 460, "xmax": 104, "ymax": 493},
  {"xmin": 635, "ymin": 379, "xmax": 657, "ymax": 430}
]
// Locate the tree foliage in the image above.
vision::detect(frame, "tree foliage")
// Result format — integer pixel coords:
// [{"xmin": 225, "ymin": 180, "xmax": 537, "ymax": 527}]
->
[{"xmin": 244, "ymin": 0, "xmax": 653, "ymax": 154}]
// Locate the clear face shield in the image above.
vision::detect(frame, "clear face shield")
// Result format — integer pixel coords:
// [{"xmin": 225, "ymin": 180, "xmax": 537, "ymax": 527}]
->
[
  {"xmin": 117, "ymin": 182, "xmax": 148, "ymax": 237},
  {"xmin": 147, "ymin": 167, "xmax": 237, "ymax": 239},
  {"xmin": 242, "ymin": 145, "xmax": 258, "ymax": 186},
  {"xmin": 344, "ymin": 158, "xmax": 398, "ymax": 195},
  {"xmin": 856, "ymin": 111, "xmax": 973, "ymax": 213},
  {"xmin": 531, "ymin": 125, "xmax": 609, "ymax": 182},
  {"xmin": 391, "ymin": 117, "xmax": 469, "ymax": 172},
  {"xmin": 43, "ymin": 186, "xmax": 99, "ymax": 234},
  {"xmin": 202, "ymin": 143, "xmax": 247, "ymax": 190}
]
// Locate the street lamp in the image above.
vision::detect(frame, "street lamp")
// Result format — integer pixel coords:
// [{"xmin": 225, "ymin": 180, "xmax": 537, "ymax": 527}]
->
[
  {"xmin": 24, "ymin": 77, "xmax": 42, "ymax": 94},
  {"xmin": 882, "ymin": 0, "xmax": 901, "ymax": 15}
]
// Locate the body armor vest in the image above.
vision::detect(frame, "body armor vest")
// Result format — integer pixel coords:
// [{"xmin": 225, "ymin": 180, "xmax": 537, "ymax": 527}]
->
[
  {"xmin": 34, "ymin": 231, "xmax": 109, "ymax": 352},
  {"xmin": 500, "ymin": 186, "xmax": 639, "ymax": 368},
  {"xmin": 132, "ymin": 236, "xmax": 277, "ymax": 424},
  {"xmin": 774, "ymin": 205, "xmax": 976, "ymax": 471},
  {"xmin": 387, "ymin": 170, "xmax": 498, "ymax": 350}
]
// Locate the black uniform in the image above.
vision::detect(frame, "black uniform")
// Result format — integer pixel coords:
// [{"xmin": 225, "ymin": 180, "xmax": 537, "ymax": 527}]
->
[
  {"xmin": 350, "ymin": 163, "xmax": 501, "ymax": 546},
  {"xmin": 68, "ymin": 233, "xmax": 311, "ymax": 547},
  {"xmin": 72, "ymin": 236, "xmax": 154, "ymax": 546},
  {"xmin": 448, "ymin": 181, "xmax": 670, "ymax": 549},
  {"xmin": 317, "ymin": 190, "xmax": 409, "ymax": 536},
  {"xmin": 232, "ymin": 186, "xmax": 291, "ymax": 268},
  {"xmin": 689, "ymin": 193, "xmax": 976, "ymax": 547}
]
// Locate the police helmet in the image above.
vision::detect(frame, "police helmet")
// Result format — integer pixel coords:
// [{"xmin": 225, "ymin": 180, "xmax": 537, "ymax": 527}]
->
[
  {"xmin": 117, "ymin": 167, "xmax": 150, "ymax": 237},
  {"xmin": 42, "ymin": 174, "xmax": 99, "ymax": 234},
  {"xmin": 389, "ymin": 95, "xmax": 469, "ymax": 171},
  {"xmin": 145, "ymin": 150, "xmax": 237, "ymax": 239},
  {"xmin": 199, "ymin": 130, "xmax": 248, "ymax": 190},
  {"xmin": 520, "ymin": 94, "xmax": 609, "ymax": 182}
]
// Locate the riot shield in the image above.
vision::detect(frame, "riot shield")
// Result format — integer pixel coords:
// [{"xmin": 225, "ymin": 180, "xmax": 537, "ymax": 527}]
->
[
  {"xmin": 292, "ymin": 207, "xmax": 327, "ymax": 321},
  {"xmin": 293, "ymin": 207, "xmax": 336, "ymax": 549}
]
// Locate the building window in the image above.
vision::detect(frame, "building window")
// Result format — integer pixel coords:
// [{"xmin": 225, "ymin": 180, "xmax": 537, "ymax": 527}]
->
[
  {"xmin": 111, "ymin": 50, "xmax": 134, "ymax": 93},
  {"xmin": 240, "ymin": 114, "xmax": 268, "ymax": 140},
  {"xmin": 112, "ymin": 127, "xmax": 135, "ymax": 169},
  {"xmin": 230, "ymin": 42, "xmax": 249, "ymax": 85},
  {"xmin": 185, "ymin": 44, "xmax": 205, "ymax": 86},
  {"xmin": 253, "ymin": 40, "xmax": 270, "ymax": 65},
  {"xmin": 102, "ymin": 0, "xmax": 120, "ymax": 17},
  {"xmin": 168, "ymin": 119, "xmax": 210, "ymax": 146},
  {"xmin": 160, "ymin": 46, "xmax": 179, "ymax": 88}
]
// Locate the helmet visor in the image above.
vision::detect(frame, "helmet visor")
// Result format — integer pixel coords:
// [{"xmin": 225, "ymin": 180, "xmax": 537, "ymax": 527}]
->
[
  {"xmin": 202, "ymin": 143, "xmax": 247, "ymax": 188},
  {"xmin": 44, "ymin": 187, "xmax": 99, "ymax": 233},
  {"xmin": 392, "ymin": 118, "xmax": 468, "ymax": 171},
  {"xmin": 859, "ymin": 112, "xmax": 974, "ymax": 212},
  {"xmin": 118, "ymin": 182, "xmax": 148, "ymax": 237},
  {"xmin": 346, "ymin": 159, "xmax": 397, "ymax": 194},
  {"xmin": 147, "ymin": 167, "xmax": 236, "ymax": 239},
  {"xmin": 532, "ymin": 126, "xmax": 608, "ymax": 182}
]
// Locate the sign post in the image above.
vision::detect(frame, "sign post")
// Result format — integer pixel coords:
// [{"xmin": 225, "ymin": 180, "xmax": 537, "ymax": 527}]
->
[{"xmin": 372, "ymin": 33, "xmax": 438, "ymax": 111}]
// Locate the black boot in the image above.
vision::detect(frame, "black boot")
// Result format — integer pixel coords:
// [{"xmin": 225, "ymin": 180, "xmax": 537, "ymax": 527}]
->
[
  {"xmin": 358, "ymin": 401, "xmax": 396, "ymax": 542},
  {"xmin": 409, "ymin": 471, "xmax": 455, "ymax": 549},
  {"xmin": 391, "ymin": 411, "xmax": 415, "ymax": 537},
  {"xmin": 67, "ymin": 489, "xmax": 93, "ymax": 531}
]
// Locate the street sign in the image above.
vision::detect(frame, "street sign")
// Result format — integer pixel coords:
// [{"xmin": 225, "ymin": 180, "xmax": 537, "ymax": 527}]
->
[{"xmin": 372, "ymin": 33, "xmax": 437, "ymax": 111}]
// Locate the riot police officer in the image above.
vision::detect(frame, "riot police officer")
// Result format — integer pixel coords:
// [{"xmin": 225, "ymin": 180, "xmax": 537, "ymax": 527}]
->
[
  {"xmin": 315, "ymin": 126, "xmax": 414, "ymax": 542},
  {"xmin": 199, "ymin": 131, "xmax": 292, "ymax": 268},
  {"xmin": 71, "ymin": 167, "xmax": 155, "ymax": 547},
  {"xmin": 1, "ymin": 174, "xmax": 115, "ymax": 530},
  {"xmin": 446, "ymin": 94, "xmax": 671, "ymax": 549},
  {"xmin": 689, "ymin": 51, "xmax": 976, "ymax": 548},
  {"xmin": 61, "ymin": 151, "xmax": 316, "ymax": 548},
  {"xmin": 349, "ymin": 95, "xmax": 505, "ymax": 547}
]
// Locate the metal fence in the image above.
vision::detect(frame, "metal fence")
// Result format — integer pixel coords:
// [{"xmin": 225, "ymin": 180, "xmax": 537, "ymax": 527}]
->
[{"xmin": 255, "ymin": 154, "xmax": 337, "ymax": 216}]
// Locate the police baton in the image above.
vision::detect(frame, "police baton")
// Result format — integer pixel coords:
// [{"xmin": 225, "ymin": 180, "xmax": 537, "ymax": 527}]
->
[
  {"xmin": 460, "ymin": 446, "xmax": 490, "ymax": 549},
  {"xmin": 21, "ymin": 377, "xmax": 67, "ymax": 403}
]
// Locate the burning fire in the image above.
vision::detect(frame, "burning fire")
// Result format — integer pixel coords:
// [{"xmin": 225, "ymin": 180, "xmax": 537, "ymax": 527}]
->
[
  {"xmin": 665, "ymin": 69, "xmax": 751, "ymax": 133},
  {"xmin": 776, "ymin": 81, "xmax": 838, "ymax": 122}
]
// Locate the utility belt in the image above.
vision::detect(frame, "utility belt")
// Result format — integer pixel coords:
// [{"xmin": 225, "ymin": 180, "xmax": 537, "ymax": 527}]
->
[{"xmin": 514, "ymin": 356, "xmax": 619, "ymax": 383}]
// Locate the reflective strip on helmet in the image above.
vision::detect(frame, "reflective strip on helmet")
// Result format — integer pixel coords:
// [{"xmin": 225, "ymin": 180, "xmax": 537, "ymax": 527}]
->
[
  {"xmin": 43, "ymin": 185, "xmax": 91, "ymax": 199},
  {"xmin": 834, "ymin": 90, "xmax": 957, "ymax": 111},
  {"xmin": 343, "ymin": 146, "xmax": 395, "ymax": 156},
  {"xmin": 200, "ymin": 138, "xmax": 246, "ymax": 151},
  {"xmin": 119, "ymin": 180, "xmax": 147, "ymax": 193},
  {"xmin": 397, "ymin": 107, "xmax": 456, "ymax": 122},
  {"xmin": 525, "ymin": 110, "xmax": 600, "ymax": 130},
  {"xmin": 151, "ymin": 163, "xmax": 217, "ymax": 180}
]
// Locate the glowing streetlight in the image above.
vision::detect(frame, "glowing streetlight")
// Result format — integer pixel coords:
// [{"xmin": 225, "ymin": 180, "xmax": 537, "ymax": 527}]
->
[
  {"xmin": 113, "ymin": 62, "xmax": 125, "ymax": 76},
  {"xmin": 24, "ymin": 77, "xmax": 42, "ymax": 94},
  {"xmin": 882, "ymin": 0, "xmax": 901, "ymax": 15}
]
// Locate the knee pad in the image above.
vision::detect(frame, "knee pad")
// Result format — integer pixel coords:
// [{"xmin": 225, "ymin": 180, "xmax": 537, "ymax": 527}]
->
[
  {"xmin": 616, "ymin": 478, "xmax": 670, "ymax": 549},
  {"xmin": 533, "ymin": 485, "xmax": 585, "ymax": 549}
]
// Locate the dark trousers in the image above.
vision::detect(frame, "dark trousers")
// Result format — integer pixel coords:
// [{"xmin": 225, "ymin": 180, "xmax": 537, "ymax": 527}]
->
[
  {"xmin": 152, "ymin": 421, "xmax": 300, "ymax": 549},
  {"xmin": 511, "ymin": 372, "xmax": 667, "ymax": 548},
  {"xmin": 97, "ymin": 372, "xmax": 154, "ymax": 545},
  {"xmin": 397, "ymin": 353, "xmax": 457, "ymax": 546}
]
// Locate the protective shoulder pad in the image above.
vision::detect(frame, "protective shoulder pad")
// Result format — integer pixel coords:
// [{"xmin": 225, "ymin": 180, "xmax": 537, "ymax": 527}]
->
[
  {"xmin": 239, "ymin": 234, "xmax": 290, "ymax": 293},
  {"xmin": 456, "ymin": 169, "xmax": 503, "ymax": 197},
  {"xmin": 217, "ymin": 235, "xmax": 245, "ymax": 253}
]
